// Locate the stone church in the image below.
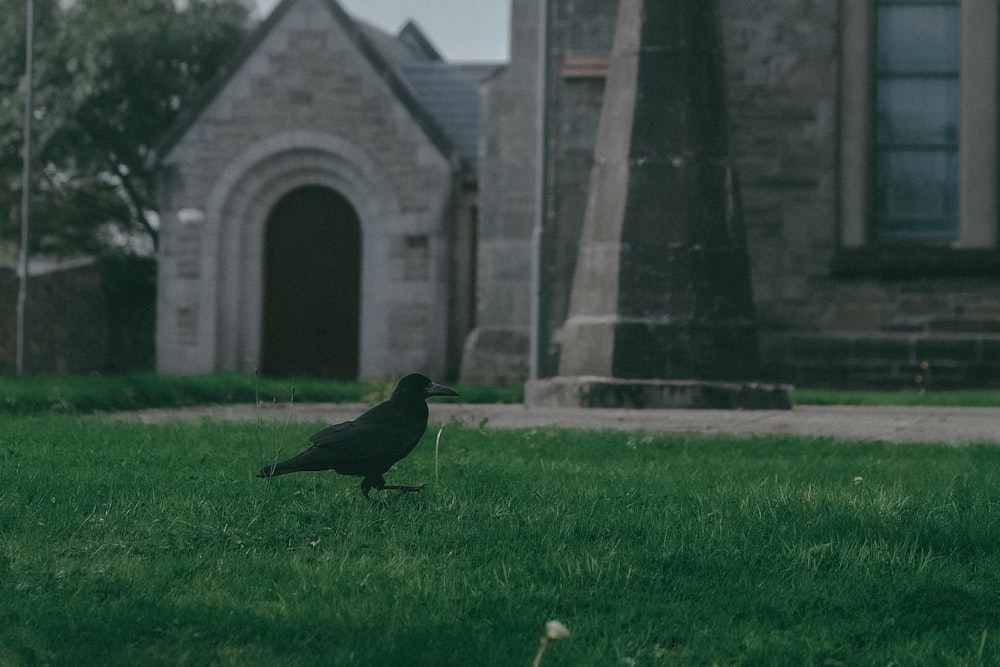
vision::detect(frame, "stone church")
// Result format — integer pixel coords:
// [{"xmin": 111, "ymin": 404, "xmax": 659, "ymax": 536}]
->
[
  {"xmin": 154, "ymin": 0, "xmax": 491, "ymax": 381},
  {"xmin": 155, "ymin": 0, "xmax": 1000, "ymax": 389}
]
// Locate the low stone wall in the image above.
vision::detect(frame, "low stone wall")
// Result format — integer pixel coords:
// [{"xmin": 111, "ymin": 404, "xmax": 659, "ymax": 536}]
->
[
  {"xmin": 0, "ymin": 257, "xmax": 154, "ymax": 374},
  {"xmin": 762, "ymin": 331, "xmax": 1000, "ymax": 390}
]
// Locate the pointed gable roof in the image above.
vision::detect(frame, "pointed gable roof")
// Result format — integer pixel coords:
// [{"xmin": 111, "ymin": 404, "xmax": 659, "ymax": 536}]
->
[
  {"xmin": 398, "ymin": 20, "xmax": 444, "ymax": 62},
  {"xmin": 151, "ymin": 0, "xmax": 462, "ymax": 172},
  {"xmin": 356, "ymin": 19, "xmax": 440, "ymax": 65}
]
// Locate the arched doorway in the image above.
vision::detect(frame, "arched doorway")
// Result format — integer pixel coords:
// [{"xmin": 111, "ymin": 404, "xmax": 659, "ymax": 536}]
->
[{"xmin": 261, "ymin": 185, "xmax": 361, "ymax": 379}]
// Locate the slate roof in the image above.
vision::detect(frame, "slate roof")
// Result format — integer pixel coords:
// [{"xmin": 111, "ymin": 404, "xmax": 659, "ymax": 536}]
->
[
  {"xmin": 356, "ymin": 17, "xmax": 503, "ymax": 173},
  {"xmin": 397, "ymin": 62, "xmax": 502, "ymax": 173},
  {"xmin": 152, "ymin": 0, "xmax": 503, "ymax": 179}
]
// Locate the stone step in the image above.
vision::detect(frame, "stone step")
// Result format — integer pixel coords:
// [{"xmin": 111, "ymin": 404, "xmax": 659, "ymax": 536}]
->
[{"xmin": 762, "ymin": 332, "xmax": 1000, "ymax": 389}]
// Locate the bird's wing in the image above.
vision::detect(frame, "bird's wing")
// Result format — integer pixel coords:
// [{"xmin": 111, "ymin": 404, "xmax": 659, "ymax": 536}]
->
[{"xmin": 308, "ymin": 406, "xmax": 426, "ymax": 462}]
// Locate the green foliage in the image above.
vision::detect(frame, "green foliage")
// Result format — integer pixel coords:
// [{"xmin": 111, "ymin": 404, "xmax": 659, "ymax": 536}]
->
[
  {"xmin": 0, "ymin": 373, "xmax": 522, "ymax": 414},
  {"xmin": 1, "ymin": 420, "xmax": 998, "ymax": 665},
  {"xmin": 0, "ymin": 0, "xmax": 252, "ymax": 256}
]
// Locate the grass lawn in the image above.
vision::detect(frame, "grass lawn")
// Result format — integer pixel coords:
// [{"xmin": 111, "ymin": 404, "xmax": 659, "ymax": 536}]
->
[
  {"xmin": 3, "ymin": 372, "xmax": 1000, "ymax": 415},
  {"xmin": 2, "ymin": 416, "xmax": 999, "ymax": 665},
  {"xmin": 0, "ymin": 373, "xmax": 520, "ymax": 415}
]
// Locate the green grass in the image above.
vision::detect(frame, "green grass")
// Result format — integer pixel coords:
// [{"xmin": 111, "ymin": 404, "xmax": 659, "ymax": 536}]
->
[
  {"xmin": 795, "ymin": 388, "xmax": 1000, "ymax": 407},
  {"xmin": 2, "ymin": 416, "xmax": 999, "ymax": 665},
  {"xmin": 0, "ymin": 373, "xmax": 521, "ymax": 415}
]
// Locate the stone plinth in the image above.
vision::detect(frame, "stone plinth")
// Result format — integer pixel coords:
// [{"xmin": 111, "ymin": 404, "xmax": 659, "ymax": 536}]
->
[{"xmin": 526, "ymin": 376, "xmax": 794, "ymax": 410}]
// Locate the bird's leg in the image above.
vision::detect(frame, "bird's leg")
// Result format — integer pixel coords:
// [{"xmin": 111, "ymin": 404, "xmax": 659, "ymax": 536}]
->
[{"xmin": 360, "ymin": 475, "xmax": 384, "ymax": 500}]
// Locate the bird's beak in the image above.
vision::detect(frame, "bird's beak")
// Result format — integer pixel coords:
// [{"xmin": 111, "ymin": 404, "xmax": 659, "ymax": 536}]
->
[{"xmin": 425, "ymin": 382, "xmax": 459, "ymax": 398}]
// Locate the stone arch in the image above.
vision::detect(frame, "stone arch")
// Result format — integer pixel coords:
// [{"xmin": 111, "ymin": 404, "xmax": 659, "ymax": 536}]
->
[{"xmin": 204, "ymin": 131, "xmax": 403, "ymax": 376}]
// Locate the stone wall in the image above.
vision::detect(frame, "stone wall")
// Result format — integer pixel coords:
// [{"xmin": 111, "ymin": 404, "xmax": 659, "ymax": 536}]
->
[
  {"xmin": 469, "ymin": 0, "xmax": 1000, "ymax": 388},
  {"xmin": 764, "ymin": 331, "xmax": 1000, "ymax": 390},
  {"xmin": 721, "ymin": 0, "xmax": 1000, "ymax": 387},
  {"xmin": 461, "ymin": 0, "xmax": 618, "ymax": 384},
  {"xmin": 721, "ymin": 0, "xmax": 840, "ymax": 333},
  {"xmin": 0, "ymin": 258, "xmax": 154, "ymax": 375},
  {"xmin": 459, "ymin": 0, "xmax": 540, "ymax": 384}
]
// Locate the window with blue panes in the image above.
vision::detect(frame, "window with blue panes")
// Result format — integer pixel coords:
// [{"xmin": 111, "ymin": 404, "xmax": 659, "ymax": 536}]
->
[{"xmin": 874, "ymin": 0, "xmax": 959, "ymax": 241}]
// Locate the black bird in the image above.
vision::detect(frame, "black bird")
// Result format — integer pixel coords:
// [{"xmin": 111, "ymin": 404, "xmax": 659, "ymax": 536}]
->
[{"xmin": 256, "ymin": 374, "xmax": 458, "ymax": 498}]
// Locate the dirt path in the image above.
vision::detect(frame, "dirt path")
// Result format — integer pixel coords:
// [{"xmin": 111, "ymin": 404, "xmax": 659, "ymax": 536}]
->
[{"xmin": 103, "ymin": 402, "xmax": 1000, "ymax": 445}]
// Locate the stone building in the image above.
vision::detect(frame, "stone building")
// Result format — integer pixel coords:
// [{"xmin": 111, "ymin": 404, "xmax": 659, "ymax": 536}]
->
[
  {"xmin": 155, "ymin": 0, "xmax": 1000, "ymax": 388},
  {"xmin": 464, "ymin": 0, "xmax": 1000, "ymax": 389},
  {"xmin": 153, "ymin": 0, "xmax": 495, "ymax": 380}
]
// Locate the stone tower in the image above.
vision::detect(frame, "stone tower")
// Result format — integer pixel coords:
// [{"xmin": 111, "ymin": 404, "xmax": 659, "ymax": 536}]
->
[
  {"xmin": 558, "ymin": 0, "xmax": 759, "ymax": 381},
  {"xmin": 525, "ymin": 0, "xmax": 792, "ymax": 408}
]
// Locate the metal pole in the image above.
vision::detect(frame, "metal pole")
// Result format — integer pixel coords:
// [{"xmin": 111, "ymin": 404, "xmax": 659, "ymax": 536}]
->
[{"xmin": 16, "ymin": 0, "xmax": 34, "ymax": 375}]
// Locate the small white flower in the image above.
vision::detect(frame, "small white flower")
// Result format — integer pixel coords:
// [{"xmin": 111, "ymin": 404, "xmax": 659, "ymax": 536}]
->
[
  {"xmin": 545, "ymin": 620, "xmax": 570, "ymax": 641},
  {"xmin": 853, "ymin": 476, "xmax": 863, "ymax": 485}
]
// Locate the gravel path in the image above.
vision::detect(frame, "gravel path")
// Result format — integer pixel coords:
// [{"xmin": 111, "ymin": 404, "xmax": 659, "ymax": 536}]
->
[{"xmin": 104, "ymin": 402, "xmax": 1000, "ymax": 445}]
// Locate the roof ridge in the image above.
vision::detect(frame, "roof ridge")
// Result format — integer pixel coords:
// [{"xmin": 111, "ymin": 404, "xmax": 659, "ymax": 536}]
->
[
  {"xmin": 150, "ymin": 0, "xmax": 463, "ymax": 172},
  {"xmin": 397, "ymin": 20, "xmax": 443, "ymax": 62}
]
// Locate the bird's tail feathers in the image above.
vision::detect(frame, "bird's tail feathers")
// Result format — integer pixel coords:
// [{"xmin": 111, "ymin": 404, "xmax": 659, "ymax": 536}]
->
[
  {"xmin": 256, "ymin": 446, "xmax": 329, "ymax": 478},
  {"xmin": 256, "ymin": 460, "xmax": 292, "ymax": 478}
]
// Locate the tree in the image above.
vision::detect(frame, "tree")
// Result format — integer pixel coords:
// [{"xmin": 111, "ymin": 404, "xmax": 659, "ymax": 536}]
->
[{"xmin": 0, "ymin": 0, "xmax": 252, "ymax": 257}]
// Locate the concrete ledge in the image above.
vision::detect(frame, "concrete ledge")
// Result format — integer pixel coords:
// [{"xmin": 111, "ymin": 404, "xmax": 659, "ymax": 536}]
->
[{"xmin": 525, "ymin": 376, "xmax": 794, "ymax": 410}]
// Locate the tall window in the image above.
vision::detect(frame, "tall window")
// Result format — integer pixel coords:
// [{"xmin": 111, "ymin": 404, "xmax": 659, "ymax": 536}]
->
[{"xmin": 874, "ymin": 0, "xmax": 960, "ymax": 241}]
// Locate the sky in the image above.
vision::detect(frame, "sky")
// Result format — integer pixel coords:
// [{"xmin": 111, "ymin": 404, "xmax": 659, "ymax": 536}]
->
[{"xmin": 255, "ymin": 0, "xmax": 510, "ymax": 62}]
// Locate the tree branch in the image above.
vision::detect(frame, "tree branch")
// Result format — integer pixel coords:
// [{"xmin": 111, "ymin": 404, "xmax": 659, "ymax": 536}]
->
[{"xmin": 113, "ymin": 162, "xmax": 158, "ymax": 249}]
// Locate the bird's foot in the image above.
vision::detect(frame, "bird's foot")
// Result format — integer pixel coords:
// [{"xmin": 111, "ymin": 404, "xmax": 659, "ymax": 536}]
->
[
  {"xmin": 381, "ymin": 483, "xmax": 425, "ymax": 494},
  {"xmin": 361, "ymin": 475, "xmax": 424, "ymax": 499}
]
